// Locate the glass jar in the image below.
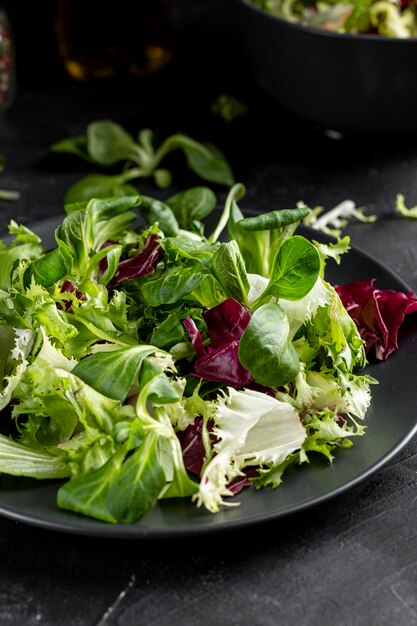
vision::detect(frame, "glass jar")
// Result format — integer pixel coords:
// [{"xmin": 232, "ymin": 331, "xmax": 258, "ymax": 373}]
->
[
  {"xmin": 54, "ymin": 0, "xmax": 172, "ymax": 81},
  {"xmin": 0, "ymin": 8, "xmax": 15, "ymax": 110}
]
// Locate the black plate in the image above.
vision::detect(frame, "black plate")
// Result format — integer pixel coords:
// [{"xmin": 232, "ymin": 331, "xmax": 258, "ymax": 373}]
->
[{"xmin": 0, "ymin": 215, "xmax": 416, "ymax": 538}]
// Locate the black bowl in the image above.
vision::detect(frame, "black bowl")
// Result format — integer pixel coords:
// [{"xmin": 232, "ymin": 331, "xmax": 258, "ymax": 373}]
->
[{"xmin": 231, "ymin": 0, "xmax": 417, "ymax": 136}]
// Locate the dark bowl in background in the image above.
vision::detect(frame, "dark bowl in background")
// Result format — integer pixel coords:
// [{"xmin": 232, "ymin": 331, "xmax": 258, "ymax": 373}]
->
[{"xmin": 231, "ymin": 0, "xmax": 417, "ymax": 136}]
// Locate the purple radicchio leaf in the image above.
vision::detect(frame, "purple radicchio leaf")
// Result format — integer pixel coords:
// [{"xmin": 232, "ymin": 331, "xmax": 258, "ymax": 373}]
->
[
  {"xmin": 336, "ymin": 278, "xmax": 417, "ymax": 360},
  {"xmin": 203, "ymin": 297, "xmax": 251, "ymax": 348},
  {"xmin": 111, "ymin": 235, "xmax": 163, "ymax": 286},
  {"xmin": 177, "ymin": 416, "xmax": 207, "ymax": 476},
  {"xmin": 183, "ymin": 317, "xmax": 205, "ymax": 357},
  {"xmin": 60, "ymin": 280, "xmax": 84, "ymax": 312},
  {"xmin": 183, "ymin": 298, "xmax": 252, "ymax": 388},
  {"xmin": 227, "ymin": 467, "xmax": 260, "ymax": 495},
  {"xmin": 177, "ymin": 416, "xmax": 258, "ymax": 495}
]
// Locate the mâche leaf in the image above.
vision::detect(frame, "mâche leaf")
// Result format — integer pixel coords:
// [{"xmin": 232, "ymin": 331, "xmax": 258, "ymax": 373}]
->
[
  {"xmin": 51, "ymin": 121, "xmax": 234, "ymax": 202},
  {"xmin": 72, "ymin": 345, "xmax": 159, "ymax": 401},
  {"xmin": 142, "ymin": 270, "xmax": 210, "ymax": 307},
  {"xmin": 64, "ymin": 174, "xmax": 138, "ymax": 204},
  {"xmin": 229, "ymin": 205, "xmax": 311, "ymax": 277},
  {"xmin": 211, "ymin": 241, "xmax": 250, "ymax": 305},
  {"xmin": 87, "ymin": 120, "xmax": 140, "ymax": 166},
  {"xmin": 253, "ymin": 235, "xmax": 320, "ymax": 307},
  {"xmin": 166, "ymin": 187, "xmax": 217, "ymax": 229},
  {"xmin": 238, "ymin": 303, "xmax": 300, "ymax": 387},
  {"xmin": 139, "ymin": 196, "xmax": 179, "ymax": 236},
  {"xmin": 106, "ymin": 433, "xmax": 166, "ymax": 523}
]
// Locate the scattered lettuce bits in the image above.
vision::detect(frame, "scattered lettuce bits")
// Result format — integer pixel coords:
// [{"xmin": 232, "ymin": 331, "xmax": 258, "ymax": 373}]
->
[
  {"xmin": 0, "ymin": 185, "xmax": 385, "ymax": 524},
  {"xmin": 396, "ymin": 193, "xmax": 417, "ymax": 218},
  {"xmin": 50, "ymin": 120, "xmax": 235, "ymax": 203},
  {"xmin": 211, "ymin": 95, "xmax": 249, "ymax": 123},
  {"xmin": 302, "ymin": 200, "xmax": 377, "ymax": 237}
]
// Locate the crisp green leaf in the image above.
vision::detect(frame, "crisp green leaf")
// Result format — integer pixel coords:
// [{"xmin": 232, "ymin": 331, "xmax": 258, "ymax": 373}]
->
[
  {"xmin": 97, "ymin": 245, "xmax": 123, "ymax": 285},
  {"xmin": 34, "ymin": 300, "xmax": 78, "ymax": 345},
  {"xmin": 0, "ymin": 243, "xmax": 45, "ymax": 290},
  {"xmin": 301, "ymin": 284, "xmax": 367, "ymax": 374},
  {"xmin": 162, "ymin": 237, "xmax": 217, "ymax": 267},
  {"xmin": 55, "ymin": 211, "xmax": 90, "ymax": 278},
  {"xmin": 188, "ymin": 274, "xmax": 225, "ymax": 308},
  {"xmin": 253, "ymin": 452, "xmax": 299, "ymax": 489},
  {"xmin": 7, "ymin": 222, "xmax": 41, "ymax": 246},
  {"xmin": 0, "ymin": 325, "xmax": 15, "ymax": 381},
  {"xmin": 209, "ymin": 184, "xmax": 246, "ymax": 244},
  {"xmin": 24, "ymin": 247, "xmax": 68, "ymax": 288},
  {"xmin": 55, "ymin": 196, "xmax": 139, "ymax": 277},
  {"xmin": 0, "ymin": 434, "xmax": 70, "ymax": 479},
  {"xmin": 0, "ymin": 328, "xmax": 34, "ymax": 411},
  {"xmin": 156, "ymin": 408, "xmax": 198, "ymax": 499}
]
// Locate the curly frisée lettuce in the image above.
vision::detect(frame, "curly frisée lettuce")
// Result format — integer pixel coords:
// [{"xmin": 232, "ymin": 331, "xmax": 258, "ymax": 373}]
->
[{"xmin": 0, "ymin": 186, "xmax": 410, "ymax": 524}]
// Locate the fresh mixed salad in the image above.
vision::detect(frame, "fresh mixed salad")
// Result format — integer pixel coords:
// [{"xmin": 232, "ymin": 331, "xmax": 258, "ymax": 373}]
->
[
  {"xmin": 0, "ymin": 185, "xmax": 415, "ymax": 524},
  {"xmin": 252, "ymin": 0, "xmax": 417, "ymax": 37}
]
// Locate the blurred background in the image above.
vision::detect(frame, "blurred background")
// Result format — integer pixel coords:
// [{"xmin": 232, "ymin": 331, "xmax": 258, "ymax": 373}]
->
[
  {"xmin": 1, "ymin": 0, "xmax": 417, "ymax": 268},
  {"xmin": 0, "ymin": 0, "xmax": 259, "ymax": 225},
  {"xmin": 1, "ymin": 0, "xmax": 234, "ymax": 90}
]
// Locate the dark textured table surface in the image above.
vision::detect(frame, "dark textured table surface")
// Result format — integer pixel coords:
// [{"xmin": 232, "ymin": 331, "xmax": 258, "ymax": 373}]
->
[{"xmin": 2, "ymin": 2, "xmax": 417, "ymax": 625}]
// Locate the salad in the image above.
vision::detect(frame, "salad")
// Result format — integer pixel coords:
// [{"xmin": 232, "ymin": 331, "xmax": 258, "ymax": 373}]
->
[
  {"xmin": 0, "ymin": 185, "xmax": 415, "ymax": 525},
  {"xmin": 252, "ymin": 0, "xmax": 417, "ymax": 37}
]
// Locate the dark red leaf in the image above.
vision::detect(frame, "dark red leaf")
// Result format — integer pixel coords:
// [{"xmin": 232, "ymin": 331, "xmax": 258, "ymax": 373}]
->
[
  {"xmin": 177, "ymin": 417, "xmax": 205, "ymax": 476},
  {"xmin": 227, "ymin": 467, "xmax": 259, "ymax": 495},
  {"xmin": 203, "ymin": 298, "xmax": 251, "ymax": 348},
  {"xmin": 61, "ymin": 279, "xmax": 83, "ymax": 299},
  {"xmin": 194, "ymin": 340, "xmax": 252, "ymax": 387},
  {"xmin": 336, "ymin": 279, "xmax": 417, "ymax": 360},
  {"xmin": 183, "ymin": 298, "xmax": 252, "ymax": 388},
  {"xmin": 177, "ymin": 417, "xmax": 217, "ymax": 477},
  {"xmin": 178, "ymin": 417, "xmax": 257, "ymax": 495},
  {"xmin": 59, "ymin": 280, "xmax": 84, "ymax": 312},
  {"xmin": 111, "ymin": 235, "xmax": 163, "ymax": 285},
  {"xmin": 183, "ymin": 316, "xmax": 205, "ymax": 357}
]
